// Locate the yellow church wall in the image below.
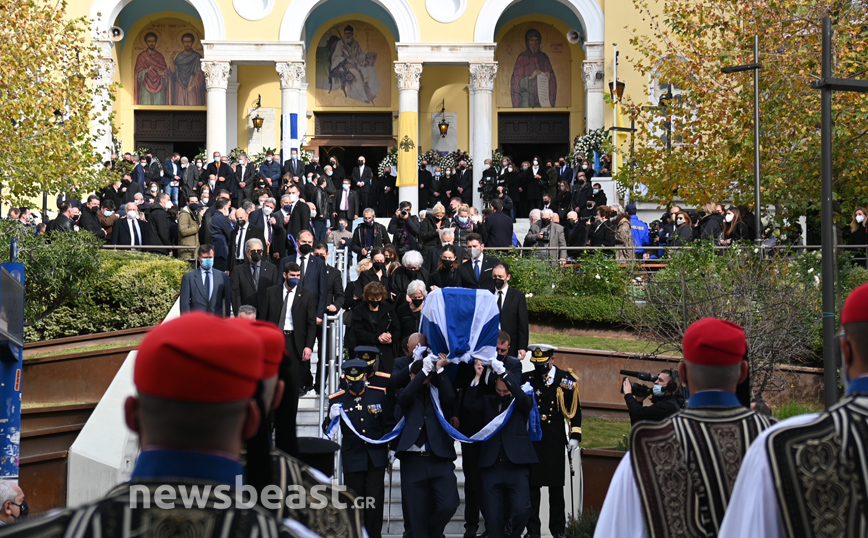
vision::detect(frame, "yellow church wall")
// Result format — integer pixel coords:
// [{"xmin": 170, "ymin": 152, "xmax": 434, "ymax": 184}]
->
[
  {"xmin": 418, "ymin": 66, "xmax": 470, "ymax": 153},
  {"xmin": 234, "ymin": 65, "xmax": 285, "ymax": 151}
]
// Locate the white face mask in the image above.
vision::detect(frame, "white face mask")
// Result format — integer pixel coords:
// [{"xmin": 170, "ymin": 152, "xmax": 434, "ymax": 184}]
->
[
  {"xmin": 262, "ymin": 206, "xmax": 273, "ymax": 216},
  {"xmin": 582, "ymin": 165, "xmax": 589, "ymax": 170},
  {"xmin": 676, "ymin": 218, "xmax": 684, "ymax": 225},
  {"xmin": 725, "ymin": 213, "xmax": 734, "ymax": 223},
  {"xmin": 127, "ymin": 211, "xmax": 138, "ymax": 220},
  {"xmin": 508, "ymin": 167, "xmax": 514, "ymax": 173},
  {"xmin": 289, "ymin": 193, "xmax": 299, "ymax": 203},
  {"xmin": 181, "ymin": 163, "xmax": 188, "ymax": 169},
  {"xmin": 857, "ymin": 214, "xmax": 865, "ymax": 224},
  {"xmin": 201, "ymin": 197, "xmax": 210, "ymax": 204},
  {"xmin": 533, "ymin": 160, "xmax": 539, "ymax": 166},
  {"xmin": 266, "ymin": 157, "xmax": 273, "ymax": 162},
  {"xmin": 484, "ymin": 164, "xmax": 490, "ymax": 170}
]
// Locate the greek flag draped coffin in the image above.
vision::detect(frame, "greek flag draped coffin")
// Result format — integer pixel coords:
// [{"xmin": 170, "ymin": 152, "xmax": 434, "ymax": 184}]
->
[{"xmin": 420, "ymin": 287, "xmax": 500, "ymax": 364}]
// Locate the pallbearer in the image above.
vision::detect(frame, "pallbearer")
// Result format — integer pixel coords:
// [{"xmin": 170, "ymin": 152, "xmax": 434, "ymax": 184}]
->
[{"xmin": 522, "ymin": 344, "xmax": 582, "ymax": 538}]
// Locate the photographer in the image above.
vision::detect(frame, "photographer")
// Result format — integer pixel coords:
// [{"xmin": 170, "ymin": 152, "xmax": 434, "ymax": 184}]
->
[
  {"xmin": 623, "ymin": 369, "xmax": 681, "ymax": 425},
  {"xmin": 387, "ymin": 201, "xmax": 420, "ymax": 257}
]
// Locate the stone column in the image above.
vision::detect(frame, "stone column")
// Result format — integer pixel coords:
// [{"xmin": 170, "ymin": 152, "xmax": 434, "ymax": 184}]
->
[
  {"xmin": 202, "ymin": 61, "xmax": 231, "ymax": 157},
  {"xmin": 226, "ymin": 68, "xmax": 240, "ymax": 154},
  {"xmin": 276, "ymin": 61, "xmax": 305, "ymax": 164},
  {"xmin": 93, "ymin": 54, "xmax": 115, "ymax": 160},
  {"xmin": 394, "ymin": 62, "xmax": 423, "ymax": 210},
  {"xmin": 582, "ymin": 43, "xmax": 606, "ymax": 132},
  {"xmin": 469, "ymin": 62, "xmax": 498, "ymax": 210},
  {"xmin": 298, "ymin": 83, "xmax": 309, "ymax": 149}
]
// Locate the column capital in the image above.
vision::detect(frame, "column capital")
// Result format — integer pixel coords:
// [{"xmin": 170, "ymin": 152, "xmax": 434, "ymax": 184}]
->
[
  {"xmin": 95, "ymin": 57, "xmax": 115, "ymax": 86},
  {"xmin": 276, "ymin": 61, "xmax": 306, "ymax": 90},
  {"xmin": 469, "ymin": 62, "xmax": 498, "ymax": 92},
  {"xmin": 202, "ymin": 61, "xmax": 231, "ymax": 90},
  {"xmin": 582, "ymin": 60, "xmax": 605, "ymax": 91},
  {"xmin": 394, "ymin": 62, "xmax": 423, "ymax": 92}
]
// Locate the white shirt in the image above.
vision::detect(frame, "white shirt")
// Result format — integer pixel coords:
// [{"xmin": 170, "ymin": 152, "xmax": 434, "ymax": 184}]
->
[
  {"xmin": 127, "ymin": 217, "xmax": 142, "ymax": 246},
  {"xmin": 282, "ymin": 285, "xmax": 297, "ymax": 331},
  {"xmin": 235, "ymin": 224, "xmax": 249, "ymax": 260},
  {"xmin": 298, "ymin": 253, "xmax": 310, "ymax": 283},
  {"xmin": 341, "ymin": 189, "xmax": 349, "ymax": 211},
  {"xmin": 359, "ymin": 165, "xmax": 365, "ymax": 176},
  {"xmin": 496, "ymin": 284, "xmax": 509, "ymax": 308}
]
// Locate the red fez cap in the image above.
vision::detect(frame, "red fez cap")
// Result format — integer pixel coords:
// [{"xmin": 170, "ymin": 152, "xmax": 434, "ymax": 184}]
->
[
  {"xmin": 683, "ymin": 317, "xmax": 746, "ymax": 366},
  {"xmin": 841, "ymin": 282, "xmax": 868, "ymax": 325},
  {"xmin": 243, "ymin": 320, "xmax": 286, "ymax": 379},
  {"xmin": 135, "ymin": 312, "xmax": 265, "ymax": 403}
]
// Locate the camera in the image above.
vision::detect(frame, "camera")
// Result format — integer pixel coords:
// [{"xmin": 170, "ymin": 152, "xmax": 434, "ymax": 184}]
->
[
  {"xmin": 539, "ymin": 227, "xmax": 551, "ymax": 243},
  {"xmin": 479, "ymin": 175, "xmax": 497, "ymax": 202},
  {"xmin": 619, "ymin": 370, "xmax": 658, "ymax": 399},
  {"xmin": 400, "ymin": 209, "xmax": 409, "ymax": 217}
]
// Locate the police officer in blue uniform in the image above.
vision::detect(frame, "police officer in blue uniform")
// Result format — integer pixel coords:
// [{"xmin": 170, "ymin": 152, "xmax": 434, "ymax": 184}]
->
[
  {"xmin": 464, "ymin": 358, "xmax": 538, "ymax": 538},
  {"xmin": 326, "ymin": 359, "xmax": 395, "ymax": 538},
  {"xmin": 521, "ymin": 344, "xmax": 582, "ymax": 538}
]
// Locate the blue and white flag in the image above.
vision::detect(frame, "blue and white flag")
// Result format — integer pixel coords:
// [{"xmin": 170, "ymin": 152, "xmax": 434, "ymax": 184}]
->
[
  {"xmin": 324, "ymin": 408, "xmax": 405, "ymax": 445},
  {"xmin": 420, "ymin": 288, "xmax": 499, "ymax": 364}
]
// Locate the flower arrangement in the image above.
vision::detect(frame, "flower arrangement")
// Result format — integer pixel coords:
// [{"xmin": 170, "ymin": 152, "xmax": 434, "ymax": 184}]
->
[
  {"xmin": 251, "ymin": 148, "xmax": 277, "ymax": 166},
  {"xmin": 491, "ymin": 148, "xmax": 504, "ymax": 167},
  {"xmin": 227, "ymin": 147, "xmax": 244, "ymax": 163},
  {"xmin": 437, "ymin": 149, "xmax": 473, "ymax": 171},
  {"xmin": 300, "ymin": 149, "xmax": 315, "ymax": 165},
  {"xmin": 377, "ymin": 146, "xmax": 399, "ymax": 176},
  {"xmin": 417, "ymin": 149, "xmax": 440, "ymax": 167},
  {"xmin": 570, "ymin": 127, "xmax": 609, "ymax": 164}
]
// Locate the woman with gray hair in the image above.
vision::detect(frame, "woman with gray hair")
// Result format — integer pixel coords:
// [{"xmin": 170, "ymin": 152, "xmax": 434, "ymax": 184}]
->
[
  {"xmin": 389, "ymin": 250, "xmax": 428, "ymax": 302},
  {"xmin": 396, "ymin": 279, "xmax": 427, "ymax": 336}
]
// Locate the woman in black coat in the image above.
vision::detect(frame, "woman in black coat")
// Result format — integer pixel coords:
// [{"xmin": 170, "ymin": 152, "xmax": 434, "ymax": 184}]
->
[
  {"xmin": 347, "ymin": 282, "xmax": 399, "ymax": 374},
  {"xmin": 355, "ymin": 247, "xmax": 390, "ymax": 298},
  {"xmin": 428, "ymin": 244, "xmax": 462, "ymax": 289},
  {"xmin": 589, "ymin": 206, "xmax": 616, "ymax": 250},
  {"xmin": 554, "ymin": 180, "xmax": 572, "ymax": 221},
  {"xmin": 395, "ymin": 279, "xmax": 427, "ymax": 338}
]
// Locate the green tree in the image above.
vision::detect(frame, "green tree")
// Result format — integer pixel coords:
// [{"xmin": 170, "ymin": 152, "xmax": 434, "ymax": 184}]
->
[
  {"xmin": 0, "ymin": 0, "xmax": 114, "ymax": 205},
  {"xmin": 620, "ymin": 1, "xmax": 868, "ymax": 231}
]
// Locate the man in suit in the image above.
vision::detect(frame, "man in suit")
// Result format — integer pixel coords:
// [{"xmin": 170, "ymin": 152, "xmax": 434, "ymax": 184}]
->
[
  {"xmin": 146, "ymin": 193, "xmax": 173, "ymax": 255},
  {"xmin": 454, "ymin": 160, "xmax": 472, "ymax": 200},
  {"xmin": 79, "ymin": 195, "xmax": 107, "ymax": 241},
  {"xmin": 199, "ymin": 189, "xmax": 231, "ymax": 246},
  {"xmin": 418, "ymin": 160, "xmax": 433, "ymax": 210},
  {"xmin": 484, "ymin": 199, "xmax": 514, "ymax": 249},
  {"xmin": 230, "ymin": 237, "xmax": 278, "ymax": 317},
  {"xmin": 284, "ymin": 185, "xmax": 311, "ymax": 252},
  {"xmin": 206, "ymin": 152, "xmax": 234, "ymax": 199},
  {"xmin": 493, "ymin": 263, "xmax": 529, "ymax": 359},
  {"xmin": 423, "ymin": 227, "xmax": 466, "ymax": 274},
  {"xmin": 235, "ymin": 152, "xmax": 257, "ymax": 206},
  {"xmin": 333, "ymin": 177, "xmax": 359, "ymax": 224},
  {"xmin": 351, "ymin": 208, "xmax": 390, "ymax": 263},
  {"xmin": 249, "ymin": 197, "xmax": 286, "ymax": 264},
  {"xmin": 556, "ymin": 157, "xmax": 574, "ymax": 186},
  {"xmin": 394, "ymin": 355, "xmax": 460, "ymax": 538},
  {"xmin": 210, "ymin": 198, "xmax": 234, "ymax": 271},
  {"xmin": 351, "ymin": 156, "xmax": 374, "ymax": 210},
  {"xmin": 458, "ymin": 233, "xmax": 500, "ymax": 292},
  {"xmin": 179, "ymin": 244, "xmax": 231, "ymax": 315},
  {"xmin": 312, "ymin": 242, "xmax": 345, "ymax": 389},
  {"xmin": 305, "ymin": 154, "xmax": 324, "ymax": 177},
  {"xmin": 162, "ymin": 152, "xmax": 182, "ymax": 205},
  {"xmin": 145, "ymin": 152, "xmax": 162, "ymax": 186},
  {"xmin": 111, "ymin": 202, "xmax": 148, "ymax": 248},
  {"xmin": 132, "ymin": 156, "xmax": 148, "ymax": 190},
  {"xmin": 261, "ymin": 262, "xmax": 317, "ymax": 456},
  {"xmin": 282, "ymin": 148, "xmax": 304, "ymax": 181},
  {"xmin": 229, "ymin": 208, "xmax": 265, "ymax": 270},
  {"xmin": 463, "ymin": 359, "xmax": 538, "ymax": 538}
]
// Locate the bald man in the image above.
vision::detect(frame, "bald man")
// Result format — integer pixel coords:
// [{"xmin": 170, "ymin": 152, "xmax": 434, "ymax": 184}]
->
[{"xmin": 229, "ymin": 207, "xmax": 265, "ymax": 271}]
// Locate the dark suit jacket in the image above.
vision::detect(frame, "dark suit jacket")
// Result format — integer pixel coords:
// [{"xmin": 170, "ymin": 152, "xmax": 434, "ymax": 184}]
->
[
  {"xmin": 394, "ymin": 368, "xmax": 457, "ymax": 459},
  {"xmin": 498, "ymin": 287, "xmax": 529, "ymax": 357},
  {"xmin": 111, "ymin": 217, "xmax": 148, "ymax": 246},
  {"xmin": 121, "ymin": 181, "xmax": 141, "ymax": 205},
  {"xmin": 351, "ymin": 165, "xmax": 373, "ymax": 189},
  {"xmin": 210, "ymin": 211, "xmax": 234, "ymax": 260},
  {"xmin": 199, "ymin": 206, "xmax": 216, "ymax": 245},
  {"xmin": 332, "ymin": 188, "xmax": 359, "ymax": 218},
  {"xmin": 454, "ymin": 169, "xmax": 472, "ymax": 195},
  {"xmin": 179, "ymin": 267, "xmax": 231, "ymax": 316},
  {"xmin": 162, "ymin": 159, "xmax": 182, "ymax": 187},
  {"xmin": 206, "ymin": 161, "xmax": 234, "ymax": 182},
  {"xmin": 79, "ymin": 207, "xmax": 106, "ymax": 240},
  {"xmin": 229, "ymin": 224, "xmax": 266, "ymax": 270},
  {"xmin": 262, "ymin": 283, "xmax": 317, "ymax": 360},
  {"xmin": 325, "ymin": 265, "xmax": 345, "ymax": 312},
  {"xmin": 484, "ymin": 211, "xmax": 514, "ymax": 249},
  {"xmin": 248, "ymin": 209, "xmax": 286, "ymax": 261},
  {"xmin": 146, "ymin": 206, "xmax": 172, "ymax": 254},
  {"xmin": 286, "ymin": 201, "xmax": 311, "ymax": 244},
  {"xmin": 230, "ymin": 261, "xmax": 278, "ymax": 317},
  {"xmin": 235, "ymin": 163, "xmax": 257, "ymax": 202},
  {"xmin": 458, "ymin": 254, "xmax": 501, "ymax": 292},
  {"xmin": 282, "ymin": 158, "xmax": 304, "ymax": 179},
  {"xmin": 463, "ymin": 370, "xmax": 537, "ymax": 467},
  {"xmin": 279, "ymin": 253, "xmax": 328, "ymax": 318}
]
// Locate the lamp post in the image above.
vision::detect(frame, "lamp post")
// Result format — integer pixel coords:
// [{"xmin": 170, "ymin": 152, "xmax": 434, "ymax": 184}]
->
[{"xmin": 721, "ymin": 35, "xmax": 763, "ymax": 244}]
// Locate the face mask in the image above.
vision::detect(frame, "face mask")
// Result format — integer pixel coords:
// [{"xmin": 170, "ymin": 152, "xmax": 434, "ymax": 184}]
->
[
  {"xmin": 291, "ymin": 154, "xmax": 298, "ymax": 160},
  {"xmin": 201, "ymin": 197, "xmax": 210, "ymax": 205},
  {"xmin": 250, "ymin": 251, "xmax": 262, "ymax": 263},
  {"xmin": 522, "ymin": 165, "xmax": 529, "ymax": 171},
  {"xmin": 499, "ymin": 394, "xmax": 513, "ymax": 407},
  {"xmin": 262, "ymin": 206, "xmax": 273, "ymax": 216},
  {"xmin": 493, "ymin": 277, "xmax": 506, "ymax": 290},
  {"xmin": 411, "ymin": 298, "xmax": 424, "ymax": 307},
  {"xmin": 369, "ymin": 300, "xmax": 382, "ymax": 308},
  {"xmin": 441, "ymin": 257, "xmax": 453, "ymax": 265},
  {"xmin": 582, "ymin": 165, "xmax": 589, "ymax": 170},
  {"xmin": 104, "ymin": 210, "xmax": 114, "ymax": 217},
  {"xmin": 508, "ymin": 167, "xmax": 514, "ymax": 173},
  {"xmin": 725, "ymin": 214, "xmax": 734, "ymax": 223},
  {"xmin": 348, "ymin": 380, "xmax": 366, "ymax": 395},
  {"xmin": 215, "ymin": 157, "xmax": 221, "ymax": 163},
  {"xmin": 298, "ymin": 243, "xmax": 313, "ymax": 255},
  {"xmin": 484, "ymin": 164, "xmax": 490, "ymax": 170},
  {"xmin": 677, "ymin": 218, "xmax": 685, "ymax": 225},
  {"xmin": 434, "ymin": 172, "xmax": 441, "ymax": 177},
  {"xmin": 327, "ymin": 171, "xmax": 333, "ymax": 176},
  {"xmin": 286, "ymin": 276, "xmax": 300, "ymax": 288},
  {"xmin": 469, "ymin": 248, "xmax": 481, "ymax": 260},
  {"xmin": 560, "ymin": 186, "xmax": 566, "ymax": 191},
  {"xmin": 181, "ymin": 163, "xmax": 188, "ymax": 169},
  {"xmin": 358, "ymin": 159, "xmax": 364, "ymax": 166},
  {"xmin": 196, "ymin": 162, "xmax": 203, "ymax": 168},
  {"xmin": 343, "ymin": 184, "xmax": 350, "ymax": 191},
  {"xmin": 502, "ymin": 162, "xmax": 508, "ymax": 167},
  {"xmin": 283, "ymin": 204, "xmax": 292, "ymax": 212},
  {"xmin": 568, "ymin": 219, "xmax": 577, "ymax": 225},
  {"xmin": 200, "ymin": 258, "xmax": 214, "ymax": 270},
  {"xmin": 127, "ymin": 211, "xmax": 138, "ymax": 220},
  {"xmin": 365, "ymin": 220, "xmax": 374, "ymax": 227},
  {"xmin": 289, "ymin": 193, "xmax": 299, "ymax": 203},
  {"xmin": 445, "ymin": 171, "xmax": 452, "ymax": 176},
  {"xmin": 373, "ymin": 261, "xmax": 386, "ymax": 272},
  {"xmin": 593, "ymin": 189, "xmax": 599, "ymax": 194},
  {"xmin": 534, "ymin": 361, "xmax": 550, "ymax": 374},
  {"xmin": 858, "ymin": 214, "xmax": 865, "ymax": 224},
  {"xmin": 457, "ymin": 216, "xmax": 469, "ymax": 225},
  {"xmin": 266, "ymin": 157, "xmax": 273, "ymax": 162},
  {"xmin": 533, "ymin": 160, "xmax": 539, "ymax": 166},
  {"xmin": 11, "ymin": 500, "xmax": 28, "ymax": 521},
  {"xmin": 236, "ymin": 219, "xmax": 247, "ymax": 226},
  {"xmin": 652, "ymin": 385, "xmax": 665, "ymax": 397},
  {"xmin": 339, "ymin": 223, "xmax": 346, "ymax": 230},
  {"xmin": 540, "ymin": 218, "xmax": 551, "ymax": 227},
  {"xmin": 150, "ymin": 187, "xmax": 158, "ymax": 193},
  {"xmin": 559, "ymin": 161, "xmax": 565, "ymax": 166}
]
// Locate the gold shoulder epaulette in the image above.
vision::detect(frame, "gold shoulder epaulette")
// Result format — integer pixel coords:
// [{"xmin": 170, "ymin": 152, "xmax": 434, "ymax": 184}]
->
[
  {"xmin": 328, "ymin": 389, "xmax": 345, "ymax": 399},
  {"xmin": 375, "ymin": 371, "xmax": 391, "ymax": 378},
  {"xmin": 568, "ymin": 368, "xmax": 580, "ymax": 383},
  {"xmin": 369, "ymin": 385, "xmax": 387, "ymax": 392}
]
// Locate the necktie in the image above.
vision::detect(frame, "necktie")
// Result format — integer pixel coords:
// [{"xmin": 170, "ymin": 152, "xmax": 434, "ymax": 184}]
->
[
  {"xmin": 132, "ymin": 220, "xmax": 141, "ymax": 245},
  {"xmin": 236, "ymin": 228, "xmax": 244, "ymax": 259},
  {"xmin": 267, "ymin": 221, "xmax": 273, "ymax": 245},
  {"xmin": 341, "ymin": 190, "xmax": 349, "ymax": 211},
  {"xmin": 204, "ymin": 270, "xmax": 211, "ymax": 301},
  {"xmin": 474, "ymin": 260, "xmax": 481, "ymax": 280},
  {"xmin": 253, "ymin": 264, "xmax": 260, "ymax": 290},
  {"xmin": 497, "ymin": 291, "xmax": 503, "ymax": 311},
  {"xmin": 300, "ymin": 255, "xmax": 307, "ymax": 283}
]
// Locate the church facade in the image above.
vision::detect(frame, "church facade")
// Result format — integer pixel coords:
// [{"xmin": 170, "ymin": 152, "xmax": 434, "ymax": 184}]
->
[{"xmin": 76, "ymin": 0, "xmax": 650, "ymax": 209}]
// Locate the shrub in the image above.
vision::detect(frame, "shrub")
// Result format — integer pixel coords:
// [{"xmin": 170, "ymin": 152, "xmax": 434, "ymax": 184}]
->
[{"xmin": 527, "ymin": 295, "xmax": 624, "ymax": 324}]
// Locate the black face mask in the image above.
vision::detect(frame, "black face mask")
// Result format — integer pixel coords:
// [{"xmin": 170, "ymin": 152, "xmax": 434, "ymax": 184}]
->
[
  {"xmin": 540, "ymin": 218, "xmax": 551, "ymax": 227},
  {"xmin": 373, "ymin": 261, "xmax": 386, "ymax": 272},
  {"xmin": 358, "ymin": 159, "xmax": 364, "ymax": 166},
  {"xmin": 407, "ymin": 269, "xmax": 418, "ymax": 278},
  {"xmin": 365, "ymin": 220, "xmax": 374, "ymax": 227},
  {"xmin": 499, "ymin": 394, "xmax": 513, "ymax": 407},
  {"xmin": 250, "ymin": 251, "xmax": 262, "ymax": 263},
  {"xmin": 411, "ymin": 298, "xmax": 424, "ymax": 307},
  {"xmin": 534, "ymin": 361, "xmax": 551, "ymax": 374},
  {"xmin": 493, "ymin": 277, "xmax": 506, "ymax": 290},
  {"xmin": 12, "ymin": 500, "xmax": 28, "ymax": 521},
  {"xmin": 369, "ymin": 300, "xmax": 381, "ymax": 308},
  {"xmin": 298, "ymin": 243, "xmax": 312, "ymax": 256},
  {"xmin": 348, "ymin": 380, "xmax": 366, "ymax": 395}
]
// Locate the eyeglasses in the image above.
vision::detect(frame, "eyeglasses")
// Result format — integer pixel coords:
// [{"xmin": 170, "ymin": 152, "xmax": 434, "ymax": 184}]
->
[{"xmin": 249, "ymin": 249, "xmax": 263, "ymax": 254}]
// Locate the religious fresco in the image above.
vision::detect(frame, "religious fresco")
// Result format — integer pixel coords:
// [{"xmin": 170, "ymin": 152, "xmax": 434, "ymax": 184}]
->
[
  {"xmin": 315, "ymin": 21, "xmax": 392, "ymax": 108},
  {"xmin": 496, "ymin": 22, "xmax": 571, "ymax": 109},
  {"xmin": 132, "ymin": 19, "xmax": 206, "ymax": 106}
]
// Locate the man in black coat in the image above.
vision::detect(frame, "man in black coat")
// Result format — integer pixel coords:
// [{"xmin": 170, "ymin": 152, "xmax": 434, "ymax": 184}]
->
[
  {"xmin": 282, "ymin": 149, "xmax": 304, "ymax": 180},
  {"xmin": 305, "ymin": 154, "xmax": 324, "ymax": 177},
  {"xmin": 230, "ymin": 237, "xmax": 278, "ymax": 317},
  {"xmin": 351, "ymin": 209, "xmax": 390, "ymax": 263},
  {"xmin": 101, "ymin": 179, "xmax": 125, "ymax": 211},
  {"xmin": 463, "ymin": 359, "xmax": 538, "ymax": 538},
  {"xmin": 351, "ymin": 156, "xmax": 374, "ymax": 210},
  {"xmin": 417, "ymin": 161, "xmax": 433, "ymax": 210},
  {"xmin": 492, "ymin": 263, "xmax": 529, "ymax": 359},
  {"xmin": 284, "ymin": 185, "xmax": 311, "ymax": 249},
  {"xmin": 79, "ymin": 195, "xmax": 107, "ymax": 240},
  {"xmin": 394, "ymin": 355, "xmax": 460, "ymax": 538},
  {"xmin": 261, "ymin": 262, "xmax": 317, "ymax": 456},
  {"xmin": 112, "ymin": 203, "xmax": 148, "ymax": 247},
  {"xmin": 458, "ymin": 233, "xmax": 500, "ymax": 292},
  {"xmin": 229, "ymin": 208, "xmax": 266, "ymax": 270},
  {"xmin": 333, "ymin": 177, "xmax": 360, "ymax": 224},
  {"xmin": 199, "ymin": 189, "xmax": 231, "ymax": 245},
  {"xmin": 454, "ymin": 160, "xmax": 472, "ymax": 200},
  {"xmin": 146, "ymin": 193, "xmax": 173, "ymax": 255},
  {"xmin": 312, "ymin": 242, "xmax": 345, "ymax": 388},
  {"xmin": 205, "ymin": 151, "xmax": 234, "ymax": 195},
  {"xmin": 249, "ymin": 198, "xmax": 286, "ymax": 264},
  {"xmin": 484, "ymin": 199, "xmax": 514, "ymax": 249},
  {"xmin": 48, "ymin": 201, "xmax": 75, "ymax": 233},
  {"xmin": 235, "ymin": 153, "xmax": 257, "ymax": 205}
]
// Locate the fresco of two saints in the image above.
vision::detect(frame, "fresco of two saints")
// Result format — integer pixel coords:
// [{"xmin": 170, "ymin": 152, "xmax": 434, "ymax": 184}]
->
[
  {"xmin": 496, "ymin": 22, "xmax": 571, "ymax": 109},
  {"xmin": 134, "ymin": 21, "xmax": 206, "ymax": 106},
  {"xmin": 315, "ymin": 21, "xmax": 391, "ymax": 107}
]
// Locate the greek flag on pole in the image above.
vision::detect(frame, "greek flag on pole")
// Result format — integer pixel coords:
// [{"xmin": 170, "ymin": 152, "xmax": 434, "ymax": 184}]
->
[
  {"xmin": 420, "ymin": 288, "xmax": 499, "ymax": 364},
  {"xmin": 324, "ymin": 409, "xmax": 405, "ymax": 444}
]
